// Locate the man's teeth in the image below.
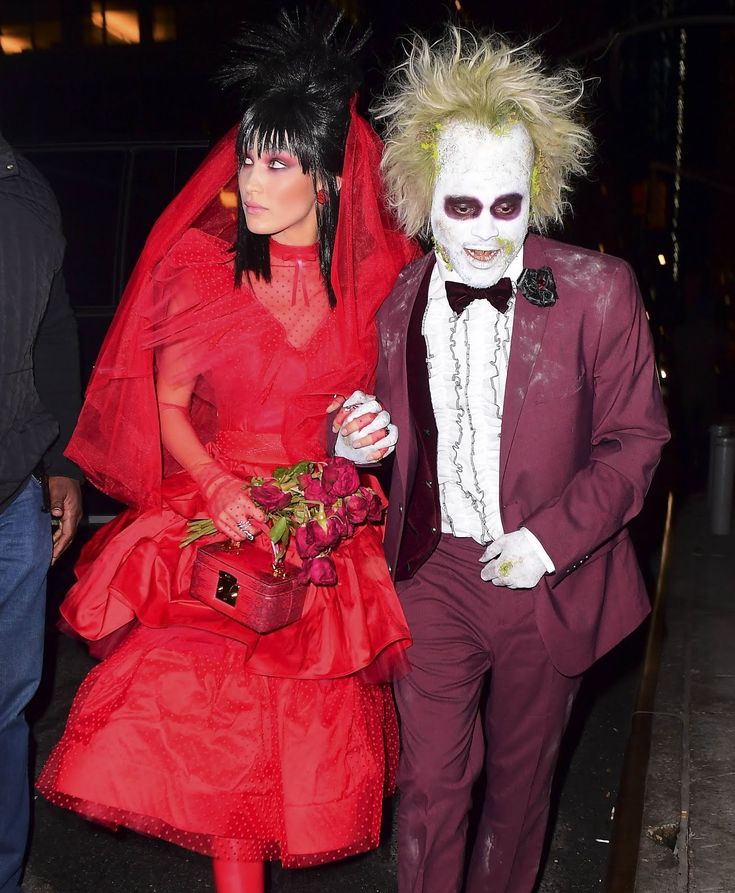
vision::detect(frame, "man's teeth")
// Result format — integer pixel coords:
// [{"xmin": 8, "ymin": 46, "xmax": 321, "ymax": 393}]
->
[{"xmin": 465, "ymin": 248, "xmax": 499, "ymax": 262}]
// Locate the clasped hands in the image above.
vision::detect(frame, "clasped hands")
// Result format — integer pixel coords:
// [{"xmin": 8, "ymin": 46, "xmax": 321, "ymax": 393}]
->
[
  {"xmin": 329, "ymin": 390, "xmax": 398, "ymax": 464},
  {"xmin": 479, "ymin": 530, "xmax": 547, "ymax": 589}
]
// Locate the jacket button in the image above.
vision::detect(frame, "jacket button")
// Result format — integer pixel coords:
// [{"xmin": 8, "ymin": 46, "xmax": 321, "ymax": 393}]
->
[
  {"xmin": 398, "ymin": 504, "xmax": 403, "ymax": 513},
  {"xmin": 422, "ymin": 428, "xmax": 431, "ymax": 437},
  {"xmin": 5, "ymin": 163, "xmax": 14, "ymax": 171},
  {"xmin": 388, "ymin": 563, "xmax": 393, "ymax": 574},
  {"xmin": 431, "ymin": 527, "xmax": 437, "ymax": 534},
  {"xmin": 426, "ymin": 480, "xmax": 433, "ymax": 488}
]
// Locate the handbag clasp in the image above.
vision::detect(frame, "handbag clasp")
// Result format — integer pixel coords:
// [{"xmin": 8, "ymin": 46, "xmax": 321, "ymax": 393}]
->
[{"xmin": 216, "ymin": 571, "xmax": 239, "ymax": 606}]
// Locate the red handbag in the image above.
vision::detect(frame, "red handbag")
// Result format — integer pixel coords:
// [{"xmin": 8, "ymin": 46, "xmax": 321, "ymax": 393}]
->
[{"xmin": 190, "ymin": 541, "xmax": 307, "ymax": 634}]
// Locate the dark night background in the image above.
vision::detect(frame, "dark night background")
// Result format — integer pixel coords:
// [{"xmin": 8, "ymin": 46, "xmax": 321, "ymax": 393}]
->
[{"xmin": 2, "ymin": 0, "xmax": 735, "ymax": 460}]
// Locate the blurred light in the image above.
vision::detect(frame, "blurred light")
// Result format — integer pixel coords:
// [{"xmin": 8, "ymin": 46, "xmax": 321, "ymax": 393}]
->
[
  {"xmin": 0, "ymin": 32, "xmax": 32, "ymax": 54},
  {"xmin": 454, "ymin": 0, "xmax": 462, "ymax": 9},
  {"xmin": 670, "ymin": 28, "xmax": 687, "ymax": 283},
  {"xmin": 659, "ymin": 325, "xmax": 665, "ymax": 335},
  {"xmin": 657, "ymin": 254, "xmax": 666, "ymax": 266},
  {"xmin": 660, "ymin": 368, "xmax": 668, "ymax": 380},
  {"xmin": 600, "ymin": 183, "xmax": 608, "ymax": 197},
  {"xmin": 725, "ymin": 294, "xmax": 732, "ymax": 306},
  {"xmin": 219, "ymin": 190, "xmax": 238, "ymax": 209},
  {"xmin": 91, "ymin": 6, "xmax": 140, "ymax": 44},
  {"xmin": 153, "ymin": 5, "xmax": 176, "ymax": 42},
  {"xmin": 34, "ymin": 20, "xmax": 62, "ymax": 50},
  {"xmin": 598, "ymin": 243, "xmax": 605, "ymax": 254},
  {"xmin": 646, "ymin": 311, "xmax": 650, "ymax": 320}
]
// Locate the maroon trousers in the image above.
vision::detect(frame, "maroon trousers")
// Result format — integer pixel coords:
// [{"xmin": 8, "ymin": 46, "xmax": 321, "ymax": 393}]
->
[{"xmin": 395, "ymin": 536, "xmax": 580, "ymax": 893}]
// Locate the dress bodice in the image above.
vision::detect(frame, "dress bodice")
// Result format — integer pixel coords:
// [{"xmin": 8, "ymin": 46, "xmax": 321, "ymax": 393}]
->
[{"xmin": 150, "ymin": 229, "xmax": 375, "ymax": 466}]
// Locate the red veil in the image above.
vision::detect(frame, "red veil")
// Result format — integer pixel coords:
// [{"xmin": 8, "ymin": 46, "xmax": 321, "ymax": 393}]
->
[{"xmin": 66, "ymin": 102, "xmax": 418, "ymax": 509}]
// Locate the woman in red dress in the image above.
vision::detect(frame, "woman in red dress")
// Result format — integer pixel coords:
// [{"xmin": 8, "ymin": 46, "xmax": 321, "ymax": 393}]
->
[{"xmin": 37, "ymin": 10, "xmax": 416, "ymax": 892}]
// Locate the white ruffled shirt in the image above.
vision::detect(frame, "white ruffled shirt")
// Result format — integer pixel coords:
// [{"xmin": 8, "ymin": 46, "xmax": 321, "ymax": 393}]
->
[{"xmin": 423, "ymin": 249, "xmax": 554, "ymax": 571}]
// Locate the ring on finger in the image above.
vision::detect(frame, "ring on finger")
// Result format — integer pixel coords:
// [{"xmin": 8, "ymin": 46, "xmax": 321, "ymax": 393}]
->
[{"xmin": 236, "ymin": 519, "xmax": 255, "ymax": 541}]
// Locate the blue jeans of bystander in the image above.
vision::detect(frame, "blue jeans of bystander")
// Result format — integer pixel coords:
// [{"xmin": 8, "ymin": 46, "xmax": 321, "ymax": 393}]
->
[{"xmin": 0, "ymin": 478, "xmax": 52, "ymax": 892}]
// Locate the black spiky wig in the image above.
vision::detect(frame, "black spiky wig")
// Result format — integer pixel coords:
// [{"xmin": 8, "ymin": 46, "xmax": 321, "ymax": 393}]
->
[{"xmin": 219, "ymin": 6, "xmax": 368, "ymax": 307}]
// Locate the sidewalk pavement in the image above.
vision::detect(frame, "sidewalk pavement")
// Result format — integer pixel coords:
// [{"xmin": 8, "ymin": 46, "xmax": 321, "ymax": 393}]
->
[{"xmin": 635, "ymin": 493, "xmax": 735, "ymax": 892}]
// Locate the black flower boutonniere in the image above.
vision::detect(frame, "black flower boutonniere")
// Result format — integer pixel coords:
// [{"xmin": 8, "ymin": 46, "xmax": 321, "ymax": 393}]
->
[{"xmin": 518, "ymin": 266, "xmax": 557, "ymax": 308}]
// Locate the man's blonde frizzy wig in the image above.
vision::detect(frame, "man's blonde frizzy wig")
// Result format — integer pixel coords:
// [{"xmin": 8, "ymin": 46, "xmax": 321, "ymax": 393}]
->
[{"xmin": 373, "ymin": 27, "xmax": 594, "ymax": 238}]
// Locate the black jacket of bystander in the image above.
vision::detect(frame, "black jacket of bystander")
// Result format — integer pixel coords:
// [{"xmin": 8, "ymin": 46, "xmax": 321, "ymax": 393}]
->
[{"xmin": 0, "ymin": 131, "xmax": 82, "ymax": 514}]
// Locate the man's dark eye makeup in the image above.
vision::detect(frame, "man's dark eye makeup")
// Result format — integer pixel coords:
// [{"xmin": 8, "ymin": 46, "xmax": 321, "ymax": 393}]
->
[
  {"xmin": 444, "ymin": 192, "xmax": 523, "ymax": 220},
  {"xmin": 491, "ymin": 193, "xmax": 523, "ymax": 218},
  {"xmin": 444, "ymin": 196, "xmax": 482, "ymax": 218}
]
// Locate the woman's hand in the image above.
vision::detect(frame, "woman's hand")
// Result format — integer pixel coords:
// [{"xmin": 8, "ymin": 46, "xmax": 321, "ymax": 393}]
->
[
  {"xmin": 331, "ymin": 390, "xmax": 398, "ymax": 463},
  {"xmin": 194, "ymin": 466, "xmax": 265, "ymax": 541}
]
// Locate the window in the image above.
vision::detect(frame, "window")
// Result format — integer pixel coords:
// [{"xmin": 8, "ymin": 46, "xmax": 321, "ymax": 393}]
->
[
  {"xmin": 0, "ymin": 1, "xmax": 63, "ymax": 53},
  {"xmin": 32, "ymin": 19, "xmax": 61, "ymax": 49},
  {"xmin": 153, "ymin": 5, "xmax": 176, "ymax": 42},
  {"xmin": 0, "ymin": 24, "xmax": 33, "ymax": 54},
  {"xmin": 90, "ymin": 2, "xmax": 140, "ymax": 45}
]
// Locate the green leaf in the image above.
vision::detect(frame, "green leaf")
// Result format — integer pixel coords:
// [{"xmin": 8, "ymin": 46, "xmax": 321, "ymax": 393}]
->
[
  {"xmin": 269, "ymin": 515, "xmax": 288, "ymax": 543},
  {"xmin": 291, "ymin": 460, "xmax": 313, "ymax": 477}
]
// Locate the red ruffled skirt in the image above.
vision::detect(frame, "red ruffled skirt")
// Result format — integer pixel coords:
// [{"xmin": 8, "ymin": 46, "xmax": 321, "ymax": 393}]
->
[
  {"xmin": 38, "ymin": 443, "xmax": 409, "ymax": 865},
  {"xmin": 37, "ymin": 626, "xmax": 399, "ymax": 865}
]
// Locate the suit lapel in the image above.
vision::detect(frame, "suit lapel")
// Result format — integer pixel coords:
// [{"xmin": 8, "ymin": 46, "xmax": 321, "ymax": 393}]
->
[
  {"xmin": 386, "ymin": 253, "xmax": 435, "ymax": 489},
  {"xmin": 500, "ymin": 235, "xmax": 551, "ymax": 482}
]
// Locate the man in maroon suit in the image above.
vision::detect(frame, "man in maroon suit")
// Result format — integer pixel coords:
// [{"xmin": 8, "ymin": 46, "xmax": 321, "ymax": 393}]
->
[{"xmin": 368, "ymin": 26, "xmax": 670, "ymax": 893}]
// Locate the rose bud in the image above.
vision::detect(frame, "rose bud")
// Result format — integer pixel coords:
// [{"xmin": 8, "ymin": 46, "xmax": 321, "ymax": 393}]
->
[
  {"xmin": 250, "ymin": 483, "xmax": 292, "ymax": 512},
  {"xmin": 307, "ymin": 555, "xmax": 337, "ymax": 585},
  {"xmin": 321, "ymin": 456, "xmax": 360, "ymax": 499},
  {"xmin": 343, "ymin": 493, "xmax": 369, "ymax": 524},
  {"xmin": 330, "ymin": 505, "xmax": 354, "ymax": 538},
  {"xmin": 359, "ymin": 487, "xmax": 384, "ymax": 522},
  {"xmin": 298, "ymin": 473, "xmax": 329, "ymax": 505},
  {"xmin": 295, "ymin": 518, "xmax": 341, "ymax": 559}
]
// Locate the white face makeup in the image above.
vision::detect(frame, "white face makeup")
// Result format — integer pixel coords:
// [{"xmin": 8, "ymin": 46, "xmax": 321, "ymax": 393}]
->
[{"xmin": 431, "ymin": 120, "xmax": 534, "ymax": 287}]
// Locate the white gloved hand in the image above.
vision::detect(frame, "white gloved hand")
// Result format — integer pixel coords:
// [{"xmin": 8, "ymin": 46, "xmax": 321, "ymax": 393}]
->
[
  {"xmin": 334, "ymin": 390, "xmax": 398, "ymax": 464},
  {"xmin": 479, "ymin": 530, "xmax": 547, "ymax": 589}
]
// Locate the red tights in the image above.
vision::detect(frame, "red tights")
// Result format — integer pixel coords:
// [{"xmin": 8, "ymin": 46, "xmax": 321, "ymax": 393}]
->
[{"xmin": 211, "ymin": 859, "xmax": 265, "ymax": 893}]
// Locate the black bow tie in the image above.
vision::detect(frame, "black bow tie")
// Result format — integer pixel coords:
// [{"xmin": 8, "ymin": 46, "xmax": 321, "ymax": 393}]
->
[{"xmin": 445, "ymin": 278, "xmax": 513, "ymax": 316}]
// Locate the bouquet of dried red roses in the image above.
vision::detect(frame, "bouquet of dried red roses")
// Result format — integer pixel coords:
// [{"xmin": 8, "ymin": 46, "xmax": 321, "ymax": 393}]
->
[{"xmin": 183, "ymin": 457, "xmax": 383, "ymax": 586}]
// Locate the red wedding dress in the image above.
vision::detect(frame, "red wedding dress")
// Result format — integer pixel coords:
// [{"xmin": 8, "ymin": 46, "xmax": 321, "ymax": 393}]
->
[{"xmin": 37, "ymin": 111, "xmax": 417, "ymax": 867}]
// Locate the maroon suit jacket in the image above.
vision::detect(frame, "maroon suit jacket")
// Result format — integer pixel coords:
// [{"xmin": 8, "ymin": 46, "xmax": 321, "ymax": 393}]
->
[{"xmin": 375, "ymin": 233, "xmax": 670, "ymax": 676}]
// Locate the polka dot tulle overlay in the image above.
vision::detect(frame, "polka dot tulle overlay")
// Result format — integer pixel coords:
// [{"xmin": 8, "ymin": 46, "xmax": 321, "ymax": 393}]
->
[
  {"xmin": 40, "ymin": 228, "xmax": 406, "ymax": 864},
  {"xmin": 37, "ymin": 626, "xmax": 399, "ymax": 866}
]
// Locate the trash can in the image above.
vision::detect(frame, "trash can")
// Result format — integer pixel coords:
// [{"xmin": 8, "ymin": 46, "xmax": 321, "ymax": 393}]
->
[
  {"xmin": 710, "ymin": 434, "xmax": 735, "ymax": 535},
  {"xmin": 708, "ymin": 424, "xmax": 733, "ymax": 507}
]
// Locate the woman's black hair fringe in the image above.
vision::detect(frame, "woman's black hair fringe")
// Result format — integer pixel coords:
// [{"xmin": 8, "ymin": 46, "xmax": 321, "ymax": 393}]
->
[{"xmin": 220, "ymin": 5, "xmax": 369, "ymax": 307}]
